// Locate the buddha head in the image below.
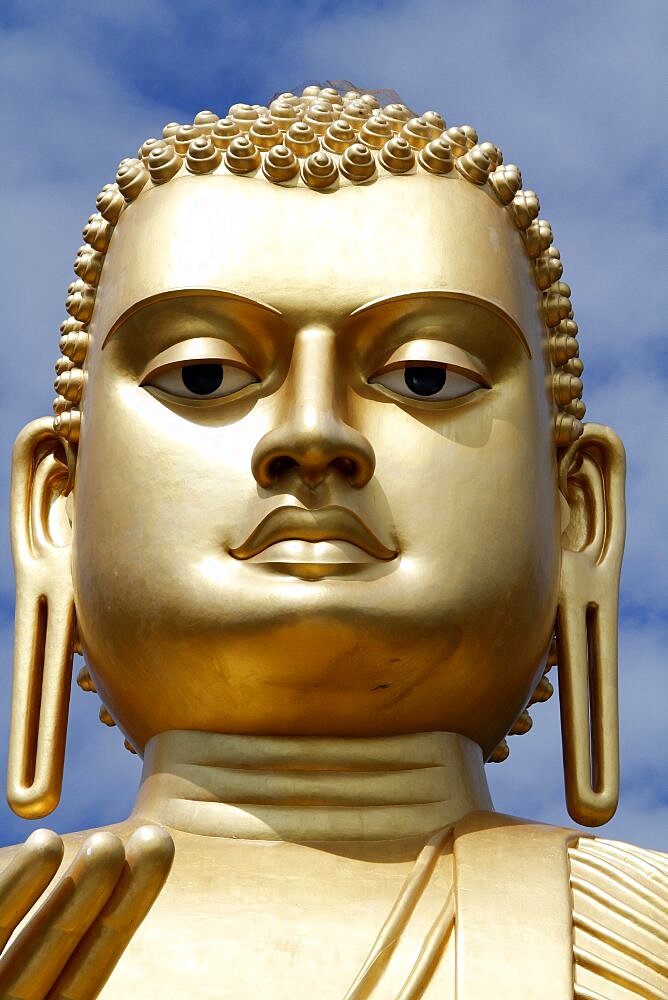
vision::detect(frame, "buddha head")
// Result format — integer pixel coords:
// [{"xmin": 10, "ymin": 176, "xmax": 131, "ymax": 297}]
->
[{"xmin": 8, "ymin": 86, "xmax": 625, "ymax": 828}]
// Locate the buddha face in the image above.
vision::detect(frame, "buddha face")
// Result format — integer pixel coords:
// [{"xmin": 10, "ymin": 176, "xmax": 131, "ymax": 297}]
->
[{"xmin": 72, "ymin": 171, "xmax": 560, "ymax": 753}]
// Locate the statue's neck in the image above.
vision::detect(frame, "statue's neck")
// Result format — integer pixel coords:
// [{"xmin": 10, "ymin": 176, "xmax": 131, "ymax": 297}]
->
[{"xmin": 132, "ymin": 730, "xmax": 493, "ymax": 842}]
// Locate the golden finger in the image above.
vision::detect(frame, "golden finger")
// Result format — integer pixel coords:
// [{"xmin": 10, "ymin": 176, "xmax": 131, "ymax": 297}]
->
[
  {"xmin": 0, "ymin": 830, "xmax": 63, "ymax": 952},
  {"xmin": 0, "ymin": 831, "xmax": 125, "ymax": 999},
  {"xmin": 47, "ymin": 825, "xmax": 175, "ymax": 1000}
]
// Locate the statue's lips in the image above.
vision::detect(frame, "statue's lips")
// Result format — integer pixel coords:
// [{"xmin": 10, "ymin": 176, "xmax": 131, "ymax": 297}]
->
[{"xmin": 229, "ymin": 506, "xmax": 397, "ymax": 562}]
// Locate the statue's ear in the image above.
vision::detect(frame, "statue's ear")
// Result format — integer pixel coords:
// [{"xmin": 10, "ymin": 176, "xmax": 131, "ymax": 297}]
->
[
  {"xmin": 7, "ymin": 418, "xmax": 76, "ymax": 819},
  {"xmin": 557, "ymin": 423, "xmax": 626, "ymax": 827}
]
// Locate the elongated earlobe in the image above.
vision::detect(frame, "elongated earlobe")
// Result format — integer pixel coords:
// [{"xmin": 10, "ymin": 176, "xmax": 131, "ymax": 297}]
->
[
  {"xmin": 7, "ymin": 419, "xmax": 76, "ymax": 819},
  {"xmin": 557, "ymin": 423, "xmax": 626, "ymax": 826}
]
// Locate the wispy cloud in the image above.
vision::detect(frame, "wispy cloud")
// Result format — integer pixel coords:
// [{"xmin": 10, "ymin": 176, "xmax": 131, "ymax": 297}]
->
[{"xmin": 0, "ymin": 0, "xmax": 665, "ymax": 850}]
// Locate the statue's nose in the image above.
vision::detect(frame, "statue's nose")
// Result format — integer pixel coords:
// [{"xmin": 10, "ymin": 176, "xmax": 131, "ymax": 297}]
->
[
  {"xmin": 252, "ymin": 416, "xmax": 375, "ymax": 489},
  {"xmin": 251, "ymin": 326, "xmax": 375, "ymax": 489}
]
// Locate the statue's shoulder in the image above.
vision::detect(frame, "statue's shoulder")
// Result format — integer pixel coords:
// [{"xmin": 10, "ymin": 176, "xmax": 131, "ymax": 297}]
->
[
  {"xmin": 569, "ymin": 833, "xmax": 668, "ymax": 999},
  {"xmin": 451, "ymin": 812, "xmax": 667, "ymax": 999}
]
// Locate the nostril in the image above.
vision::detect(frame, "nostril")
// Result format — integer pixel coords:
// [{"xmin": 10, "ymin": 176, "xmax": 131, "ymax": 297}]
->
[
  {"xmin": 332, "ymin": 456, "xmax": 356, "ymax": 479},
  {"xmin": 267, "ymin": 455, "xmax": 299, "ymax": 481}
]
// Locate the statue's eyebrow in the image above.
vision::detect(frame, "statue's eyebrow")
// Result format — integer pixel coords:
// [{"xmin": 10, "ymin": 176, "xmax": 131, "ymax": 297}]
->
[
  {"xmin": 101, "ymin": 289, "xmax": 283, "ymax": 348},
  {"xmin": 348, "ymin": 290, "xmax": 531, "ymax": 358}
]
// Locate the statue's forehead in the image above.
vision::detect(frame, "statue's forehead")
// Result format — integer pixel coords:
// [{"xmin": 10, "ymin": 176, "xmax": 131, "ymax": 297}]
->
[{"xmin": 90, "ymin": 172, "xmax": 540, "ymax": 344}]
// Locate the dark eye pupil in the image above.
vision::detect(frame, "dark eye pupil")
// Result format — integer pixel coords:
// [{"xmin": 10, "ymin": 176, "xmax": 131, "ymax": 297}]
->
[
  {"xmin": 404, "ymin": 367, "xmax": 447, "ymax": 396},
  {"xmin": 182, "ymin": 364, "xmax": 224, "ymax": 395}
]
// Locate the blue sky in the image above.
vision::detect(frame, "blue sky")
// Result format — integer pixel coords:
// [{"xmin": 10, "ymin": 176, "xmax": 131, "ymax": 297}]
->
[{"xmin": 0, "ymin": 0, "xmax": 666, "ymax": 849}]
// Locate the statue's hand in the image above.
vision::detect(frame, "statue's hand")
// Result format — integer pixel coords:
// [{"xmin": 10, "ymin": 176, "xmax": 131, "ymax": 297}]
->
[{"xmin": 0, "ymin": 824, "xmax": 174, "ymax": 999}]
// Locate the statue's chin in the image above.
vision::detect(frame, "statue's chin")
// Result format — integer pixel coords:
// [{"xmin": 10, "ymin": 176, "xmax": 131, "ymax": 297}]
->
[{"xmin": 82, "ymin": 616, "xmax": 545, "ymax": 756}]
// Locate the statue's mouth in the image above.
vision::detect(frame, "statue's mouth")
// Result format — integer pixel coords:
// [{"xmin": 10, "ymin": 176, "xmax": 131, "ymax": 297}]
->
[{"xmin": 229, "ymin": 505, "xmax": 397, "ymax": 562}]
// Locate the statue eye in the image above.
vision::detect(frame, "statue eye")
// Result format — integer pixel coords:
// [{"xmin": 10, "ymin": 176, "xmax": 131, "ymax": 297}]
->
[
  {"xmin": 146, "ymin": 362, "xmax": 259, "ymax": 400},
  {"xmin": 370, "ymin": 365, "xmax": 485, "ymax": 402}
]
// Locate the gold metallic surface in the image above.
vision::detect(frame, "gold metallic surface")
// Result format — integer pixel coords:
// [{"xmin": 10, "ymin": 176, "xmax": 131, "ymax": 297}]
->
[
  {"xmin": 269, "ymin": 99, "xmax": 299, "ymax": 129},
  {"xmin": 379, "ymin": 135, "xmax": 416, "ymax": 173},
  {"xmin": 115, "ymin": 158, "xmax": 148, "ymax": 202},
  {"xmin": 421, "ymin": 110, "xmax": 446, "ymax": 137},
  {"xmin": 160, "ymin": 121, "xmax": 180, "ymax": 140},
  {"xmin": 4, "ymin": 84, "xmax": 664, "ymax": 997},
  {"xmin": 285, "ymin": 120, "xmax": 320, "ymax": 156},
  {"xmin": 230, "ymin": 103, "xmax": 258, "ymax": 131},
  {"xmin": 82, "ymin": 213, "xmax": 113, "ymax": 252},
  {"xmin": 193, "ymin": 109, "xmax": 218, "ymax": 133},
  {"xmin": 341, "ymin": 98, "xmax": 372, "ymax": 129},
  {"xmin": 54, "ymin": 357, "xmax": 74, "ymax": 376},
  {"xmin": 455, "ymin": 144, "xmax": 493, "ymax": 185},
  {"xmin": 524, "ymin": 216, "xmax": 554, "ymax": 257},
  {"xmin": 224, "ymin": 135, "xmax": 261, "ymax": 174},
  {"xmin": 382, "ymin": 103, "xmax": 413, "ymax": 132},
  {"xmin": 262, "ymin": 143, "xmax": 299, "ymax": 183},
  {"xmin": 302, "ymin": 149, "xmax": 339, "ymax": 189},
  {"xmin": 401, "ymin": 117, "xmax": 433, "ymax": 150},
  {"xmin": 419, "ymin": 137, "xmax": 454, "ymax": 175},
  {"xmin": 359, "ymin": 113, "xmax": 393, "ymax": 148},
  {"xmin": 248, "ymin": 115, "xmax": 282, "ymax": 150},
  {"xmin": 145, "ymin": 142, "xmax": 182, "ymax": 184},
  {"xmin": 323, "ymin": 119, "xmax": 357, "ymax": 154},
  {"xmin": 73, "ymin": 246, "xmax": 104, "ymax": 286},
  {"xmin": 210, "ymin": 116, "xmax": 240, "ymax": 150},
  {"xmin": 172, "ymin": 123, "xmax": 201, "ymax": 153},
  {"xmin": 52, "ymin": 394, "xmax": 71, "ymax": 414},
  {"xmin": 489, "ymin": 162, "xmax": 522, "ymax": 204},
  {"xmin": 444, "ymin": 126, "xmax": 469, "ymax": 158},
  {"xmin": 185, "ymin": 137, "xmax": 222, "ymax": 174},
  {"xmin": 478, "ymin": 141, "xmax": 502, "ymax": 169},
  {"xmin": 95, "ymin": 184, "xmax": 124, "ymax": 224},
  {"xmin": 512, "ymin": 187, "xmax": 541, "ymax": 229},
  {"xmin": 304, "ymin": 100, "xmax": 337, "ymax": 134},
  {"xmin": 53, "ymin": 409, "xmax": 80, "ymax": 443},
  {"xmin": 47, "ymin": 87, "xmax": 587, "ymax": 446},
  {"xmin": 339, "ymin": 142, "xmax": 376, "ymax": 182},
  {"xmin": 137, "ymin": 137, "xmax": 162, "ymax": 163},
  {"xmin": 570, "ymin": 838, "xmax": 668, "ymax": 998}
]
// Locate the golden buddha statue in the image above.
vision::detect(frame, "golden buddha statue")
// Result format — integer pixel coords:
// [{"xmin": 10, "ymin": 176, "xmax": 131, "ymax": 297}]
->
[{"xmin": 1, "ymin": 85, "xmax": 666, "ymax": 999}]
